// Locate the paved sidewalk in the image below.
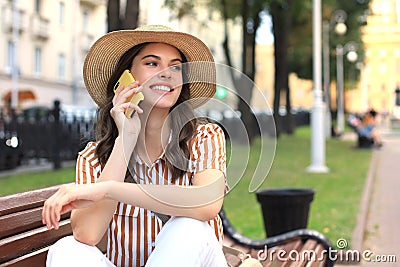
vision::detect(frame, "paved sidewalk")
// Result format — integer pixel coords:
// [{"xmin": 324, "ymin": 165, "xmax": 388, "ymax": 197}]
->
[
  {"xmin": 359, "ymin": 132, "xmax": 400, "ymax": 266},
  {"xmin": 337, "ymin": 128, "xmax": 400, "ymax": 266},
  {"xmin": 335, "ymin": 127, "xmax": 400, "ymax": 267}
]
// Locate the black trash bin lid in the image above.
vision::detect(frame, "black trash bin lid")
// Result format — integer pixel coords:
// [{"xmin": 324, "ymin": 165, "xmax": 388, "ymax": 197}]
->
[{"xmin": 255, "ymin": 188, "xmax": 315, "ymax": 204}]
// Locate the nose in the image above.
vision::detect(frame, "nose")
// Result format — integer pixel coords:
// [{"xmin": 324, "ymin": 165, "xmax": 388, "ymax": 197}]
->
[{"xmin": 158, "ymin": 67, "xmax": 172, "ymax": 80}]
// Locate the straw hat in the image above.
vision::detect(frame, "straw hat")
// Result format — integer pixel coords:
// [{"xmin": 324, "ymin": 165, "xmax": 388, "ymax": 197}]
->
[{"xmin": 83, "ymin": 25, "xmax": 216, "ymax": 108}]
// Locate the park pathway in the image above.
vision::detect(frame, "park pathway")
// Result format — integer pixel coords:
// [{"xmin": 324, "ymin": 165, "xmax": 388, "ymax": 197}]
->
[{"xmin": 360, "ymin": 132, "xmax": 400, "ymax": 266}]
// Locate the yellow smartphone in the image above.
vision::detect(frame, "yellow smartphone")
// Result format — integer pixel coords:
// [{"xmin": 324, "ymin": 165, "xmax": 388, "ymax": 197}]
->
[{"xmin": 114, "ymin": 70, "xmax": 144, "ymax": 118}]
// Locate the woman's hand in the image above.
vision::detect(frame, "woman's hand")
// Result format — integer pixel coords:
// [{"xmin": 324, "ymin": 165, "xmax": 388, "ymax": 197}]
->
[
  {"xmin": 42, "ymin": 183, "xmax": 109, "ymax": 230},
  {"xmin": 111, "ymin": 81, "xmax": 143, "ymax": 138}
]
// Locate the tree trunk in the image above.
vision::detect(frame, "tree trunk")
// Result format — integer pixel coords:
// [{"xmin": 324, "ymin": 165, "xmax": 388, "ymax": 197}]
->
[
  {"xmin": 107, "ymin": 0, "xmax": 120, "ymax": 32},
  {"xmin": 107, "ymin": 0, "xmax": 139, "ymax": 32},
  {"xmin": 123, "ymin": 0, "xmax": 140, "ymax": 29},
  {"xmin": 235, "ymin": 0, "xmax": 262, "ymax": 143},
  {"xmin": 270, "ymin": 0, "xmax": 293, "ymax": 136},
  {"xmin": 220, "ymin": 0, "xmax": 261, "ymax": 143}
]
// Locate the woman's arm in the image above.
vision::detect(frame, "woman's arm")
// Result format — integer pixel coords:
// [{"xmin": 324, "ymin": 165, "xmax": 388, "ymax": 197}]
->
[
  {"xmin": 106, "ymin": 168, "xmax": 225, "ymax": 221},
  {"xmin": 66, "ymin": 84, "xmax": 143, "ymax": 245},
  {"xmin": 67, "ymin": 136, "xmax": 136, "ymax": 245},
  {"xmin": 42, "ymin": 169, "xmax": 225, "ymax": 235}
]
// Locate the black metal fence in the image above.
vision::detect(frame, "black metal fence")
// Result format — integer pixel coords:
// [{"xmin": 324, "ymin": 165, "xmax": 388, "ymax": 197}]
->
[
  {"xmin": 0, "ymin": 101, "xmax": 96, "ymax": 171},
  {"xmin": 0, "ymin": 102, "xmax": 310, "ymax": 171}
]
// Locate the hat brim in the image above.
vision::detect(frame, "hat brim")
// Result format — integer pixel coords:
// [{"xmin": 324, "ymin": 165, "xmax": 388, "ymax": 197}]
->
[{"xmin": 83, "ymin": 28, "xmax": 216, "ymax": 108}]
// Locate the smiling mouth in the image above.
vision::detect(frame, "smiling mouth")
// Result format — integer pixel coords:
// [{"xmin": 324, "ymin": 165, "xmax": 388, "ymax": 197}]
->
[{"xmin": 151, "ymin": 85, "xmax": 173, "ymax": 92}]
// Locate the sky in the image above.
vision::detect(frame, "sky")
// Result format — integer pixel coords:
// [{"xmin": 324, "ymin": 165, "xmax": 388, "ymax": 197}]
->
[{"xmin": 256, "ymin": 11, "xmax": 274, "ymax": 45}]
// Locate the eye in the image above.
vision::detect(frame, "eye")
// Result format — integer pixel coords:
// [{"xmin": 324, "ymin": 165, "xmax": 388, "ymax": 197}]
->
[
  {"xmin": 170, "ymin": 64, "xmax": 182, "ymax": 72},
  {"xmin": 145, "ymin": 61, "xmax": 158, "ymax": 67}
]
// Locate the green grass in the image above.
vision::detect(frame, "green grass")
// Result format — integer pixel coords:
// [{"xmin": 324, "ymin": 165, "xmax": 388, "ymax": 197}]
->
[
  {"xmin": 0, "ymin": 167, "xmax": 75, "ymax": 196},
  {"xmin": 0, "ymin": 126, "xmax": 372, "ymax": 248},
  {"xmin": 223, "ymin": 127, "xmax": 372, "ymax": 248}
]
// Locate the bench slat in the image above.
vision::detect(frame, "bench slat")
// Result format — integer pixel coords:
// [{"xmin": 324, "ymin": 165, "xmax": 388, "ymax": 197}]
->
[
  {"xmin": 0, "ymin": 186, "xmax": 59, "ymax": 216},
  {"xmin": 264, "ymin": 239, "xmax": 303, "ymax": 267},
  {"xmin": 0, "ymin": 220, "xmax": 71, "ymax": 264},
  {"xmin": 307, "ymin": 244, "xmax": 326, "ymax": 267},
  {"xmin": 288, "ymin": 239, "xmax": 317, "ymax": 267},
  {"xmin": 0, "ymin": 206, "xmax": 70, "ymax": 239},
  {"xmin": 0, "ymin": 247, "xmax": 47, "ymax": 267}
]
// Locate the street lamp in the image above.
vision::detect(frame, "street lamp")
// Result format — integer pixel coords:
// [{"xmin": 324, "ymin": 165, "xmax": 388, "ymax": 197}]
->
[
  {"xmin": 322, "ymin": 10, "xmax": 347, "ymax": 138},
  {"xmin": 307, "ymin": 0, "xmax": 329, "ymax": 173},
  {"xmin": 336, "ymin": 41, "xmax": 358, "ymax": 134}
]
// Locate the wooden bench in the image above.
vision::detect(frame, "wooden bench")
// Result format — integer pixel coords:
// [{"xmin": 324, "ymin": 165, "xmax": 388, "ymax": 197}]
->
[
  {"xmin": 0, "ymin": 185, "xmax": 108, "ymax": 267},
  {"xmin": 0, "ymin": 186, "xmax": 334, "ymax": 267},
  {"xmin": 220, "ymin": 210, "xmax": 335, "ymax": 266}
]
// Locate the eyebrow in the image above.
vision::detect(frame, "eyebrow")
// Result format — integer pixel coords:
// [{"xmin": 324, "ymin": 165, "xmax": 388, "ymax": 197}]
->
[{"xmin": 141, "ymin": 54, "xmax": 183, "ymax": 63}]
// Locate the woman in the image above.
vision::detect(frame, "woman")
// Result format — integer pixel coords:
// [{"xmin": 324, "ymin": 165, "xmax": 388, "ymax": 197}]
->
[
  {"xmin": 42, "ymin": 25, "xmax": 227, "ymax": 267},
  {"xmin": 358, "ymin": 109, "xmax": 383, "ymax": 147}
]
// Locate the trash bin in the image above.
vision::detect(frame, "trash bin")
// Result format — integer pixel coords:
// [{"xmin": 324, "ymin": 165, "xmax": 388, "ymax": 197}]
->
[{"xmin": 255, "ymin": 188, "xmax": 315, "ymax": 237}]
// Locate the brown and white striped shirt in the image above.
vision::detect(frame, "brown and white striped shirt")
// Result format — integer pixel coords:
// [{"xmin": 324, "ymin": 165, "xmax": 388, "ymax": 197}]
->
[{"xmin": 75, "ymin": 123, "xmax": 226, "ymax": 267}]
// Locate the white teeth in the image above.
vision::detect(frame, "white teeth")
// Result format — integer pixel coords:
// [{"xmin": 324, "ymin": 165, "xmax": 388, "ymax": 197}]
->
[{"xmin": 152, "ymin": 85, "xmax": 171, "ymax": 92}]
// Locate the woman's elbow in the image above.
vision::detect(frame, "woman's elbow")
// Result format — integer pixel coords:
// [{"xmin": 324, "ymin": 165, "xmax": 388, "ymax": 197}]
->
[
  {"xmin": 195, "ymin": 199, "xmax": 223, "ymax": 221},
  {"xmin": 71, "ymin": 216, "xmax": 104, "ymax": 246},
  {"xmin": 72, "ymin": 226, "xmax": 103, "ymax": 246}
]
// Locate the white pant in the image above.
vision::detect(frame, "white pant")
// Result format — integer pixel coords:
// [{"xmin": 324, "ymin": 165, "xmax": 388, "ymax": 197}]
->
[{"xmin": 46, "ymin": 217, "xmax": 227, "ymax": 267}]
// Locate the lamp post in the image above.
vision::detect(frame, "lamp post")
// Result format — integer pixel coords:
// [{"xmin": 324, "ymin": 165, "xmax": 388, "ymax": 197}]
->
[
  {"xmin": 322, "ymin": 10, "xmax": 347, "ymax": 138},
  {"xmin": 307, "ymin": 0, "xmax": 328, "ymax": 173},
  {"xmin": 336, "ymin": 42, "xmax": 358, "ymax": 134}
]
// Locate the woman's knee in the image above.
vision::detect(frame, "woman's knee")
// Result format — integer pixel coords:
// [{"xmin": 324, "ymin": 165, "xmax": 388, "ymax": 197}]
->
[
  {"xmin": 47, "ymin": 236, "xmax": 109, "ymax": 267},
  {"xmin": 159, "ymin": 217, "xmax": 212, "ymax": 243}
]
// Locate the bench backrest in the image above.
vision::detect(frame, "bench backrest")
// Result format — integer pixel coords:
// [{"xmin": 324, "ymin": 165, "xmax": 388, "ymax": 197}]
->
[{"xmin": 0, "ymin": 186, "xmax": 106, "ymax": 267}]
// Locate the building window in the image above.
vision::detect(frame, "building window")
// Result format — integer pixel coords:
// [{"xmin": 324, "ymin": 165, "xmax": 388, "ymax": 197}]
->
[
  {"xmin": 59, "ymin": 1, "xmax": 65, "ymax": 27},
  {"xmin": 34, "ymin": 47, "xmax": 42, "ymax": 75},
  {"xmin": 58, "ymin": 53, "xmax": 65, "ymax": 81},
  {"xmin": 83, "ymin": 10, "xmax": 89, "ymax": 33},
  {"xmin": 397, "ymin": 0, "xmax": 400, "ymax": 23},
  {"xmin": 7, "ymin": 40, "xmax": 15, "ymax": 72},
  {"xmin": 35, "ymin": 0, "xmax": 41, "ymax": 14}
]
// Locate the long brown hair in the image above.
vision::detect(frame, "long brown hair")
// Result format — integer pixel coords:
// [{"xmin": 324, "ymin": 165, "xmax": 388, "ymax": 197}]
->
[{"xmin": 94, "ymin": 43, "xmax": 199, "ymax": 181}]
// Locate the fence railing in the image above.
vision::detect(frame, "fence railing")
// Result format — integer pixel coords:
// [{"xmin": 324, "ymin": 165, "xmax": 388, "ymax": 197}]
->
[
  {"xmin": 0, "ymin": 101, "xmax": 96, "ymax": 171},
  {"xmin": 0, "ymin": 102, "xmax": 310, "ymax": 171}
]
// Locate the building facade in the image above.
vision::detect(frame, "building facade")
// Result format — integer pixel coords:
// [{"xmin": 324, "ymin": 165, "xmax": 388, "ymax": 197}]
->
[
  {"xmin": 350, "ymin": 0, "xmax": 400, "ymax": 119},
  {"xmin": 0, "ymin": 0, "xmax": 107, "ymax": 112},
  {"xmin": 0, "ymin": 0, "xmax": 242, "ymax": 113}
]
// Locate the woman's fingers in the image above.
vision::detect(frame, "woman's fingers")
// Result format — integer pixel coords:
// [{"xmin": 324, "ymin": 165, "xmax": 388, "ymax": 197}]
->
[
  {"xmin": 42, "ymin": 185, "xmax": 74, "ymax": 230},
  {"xmin": 111, "ymin": 83, "xmax": 143, "ymax": 128},
  {"xmin": 42, "ymin": 184, "xmax": 107, "ymax": 230},
  {"xmin": 113, "ymin": 81, "xmax": 141, "ymax": 106}
]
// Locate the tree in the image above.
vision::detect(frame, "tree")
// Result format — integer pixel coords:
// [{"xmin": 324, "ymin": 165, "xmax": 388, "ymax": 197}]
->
[
  {"xmin": 164, "ymin": 0, "xmax": 370, "ymax": 137},
  {"xmin": 225, "ymin": 0, "xmax": 264, "ymax": 142},
  {"xmin": 165, "ymin": 0, "xmax": 263, "ymax": 143},
  {"xmin": 288, "ymin": 0, "xmax": 370, "ymax": 82},
  {"xmin": 269, "ymin": 0, "xmax": 296, "ymax": 135},
  {"xmin": 107, "ymin": 0, "xmax": 140, "ymax": 32}
]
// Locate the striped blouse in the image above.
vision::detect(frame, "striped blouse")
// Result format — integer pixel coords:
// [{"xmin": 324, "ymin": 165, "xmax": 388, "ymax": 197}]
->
[{"xmin": 75, "ymin": 123, "xmax": 226, "ymax": 267}]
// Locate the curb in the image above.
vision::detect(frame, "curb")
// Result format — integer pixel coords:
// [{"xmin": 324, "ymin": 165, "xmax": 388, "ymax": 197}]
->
[{"xmin": 351, "ymin": 147, "xmax": 380, "ymax": 252}]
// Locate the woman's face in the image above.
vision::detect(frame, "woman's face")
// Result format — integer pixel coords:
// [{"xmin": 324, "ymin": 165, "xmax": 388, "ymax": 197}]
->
[{"xmin": 130, "ymin": 43, "xmax": 183, "ymax": 111}]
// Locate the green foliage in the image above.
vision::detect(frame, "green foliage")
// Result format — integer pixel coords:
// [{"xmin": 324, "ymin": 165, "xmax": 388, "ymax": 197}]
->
[
  {"xmin": 164, "ymin": 0, "xmax": 195, "ymax": 18},
  {"xmin": 288, "ymin": 0, "xmax": 371, "ymax": 82}
]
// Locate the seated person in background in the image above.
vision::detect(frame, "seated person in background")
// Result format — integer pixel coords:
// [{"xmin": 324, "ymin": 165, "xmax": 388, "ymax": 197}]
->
[{"xmin": 358, "ymin": 109, "xmax": 383, "ymax": 147}]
